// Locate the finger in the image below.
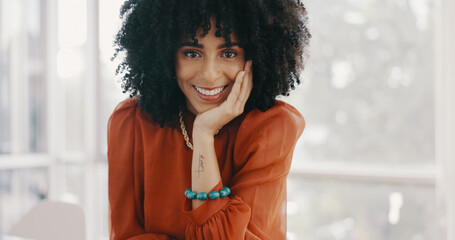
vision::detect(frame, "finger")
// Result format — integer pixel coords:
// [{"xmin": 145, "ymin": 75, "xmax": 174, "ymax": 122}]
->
[
  {"xmin": 237, "ymin": 60, "xmax": 251, "ymax": 98},
  {"xmin": 226, "ymin": 71, "xmax": 246, "ymax": 106},
  {"xmin": 245, "ymin": 60, "xmax": 253, "ymax": 98},
  {"xmin": 236, "ymin": 63, "xmax": 250, "ymax": 107},
  {"xmin": 237, "ymin": 61, "xmax": 253, "ymax": 107}
]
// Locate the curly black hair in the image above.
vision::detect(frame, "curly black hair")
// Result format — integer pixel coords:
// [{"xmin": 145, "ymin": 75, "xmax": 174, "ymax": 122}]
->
[{"xmin": 113, "ymin": 0, "xmax": 311, "ymax": 127}]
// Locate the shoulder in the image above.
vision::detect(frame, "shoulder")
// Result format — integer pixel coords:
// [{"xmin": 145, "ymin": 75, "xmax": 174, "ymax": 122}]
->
[
  {"xmin": 109, "ymin": 97, "xmax": 138, "ymax": 121},
  {"xmin": 107, "ymin": 97, "xmax": 140, "ymax": 136},
  {"xmin": 107, "ymin": 98, "xmax": 140, "ymax": 164},
  {"xmin": 240, "ymin": 100, "xmax": 305, "ymax": 136},
  {"xmin": 109, "ymin": 97, "xmax": 175, "ymax": 129},
  {"xmin": 234, "ymin": 100, "xmax": 305, "ymax": 152},
  {"xmin": 232, "ymin": 100, "xmax": 305, "ymax": 170}
]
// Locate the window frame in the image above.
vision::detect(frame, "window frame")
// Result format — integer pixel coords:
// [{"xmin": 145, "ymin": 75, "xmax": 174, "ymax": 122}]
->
[{"xmin": 433, "ymin": 0, "xmax": 455, "ymax": 238}]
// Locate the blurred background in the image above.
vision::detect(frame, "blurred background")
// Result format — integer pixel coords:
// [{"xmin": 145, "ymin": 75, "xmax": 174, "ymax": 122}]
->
[{"xmin": 1, "ymin": 0, "xmax": 454, "ymax": 239}]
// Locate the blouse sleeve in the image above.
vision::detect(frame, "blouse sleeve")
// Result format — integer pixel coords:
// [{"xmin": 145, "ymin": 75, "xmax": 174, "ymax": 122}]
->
[
  {"xmin": 108, "ymin": 99, "xmax": 175, "ymax": 240},
  {"xmin": 181, "ymin": 103, "xmax": 305, "ymax": 240}
]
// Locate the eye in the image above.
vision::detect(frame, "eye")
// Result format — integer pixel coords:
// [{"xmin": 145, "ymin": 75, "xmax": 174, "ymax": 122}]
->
[
  {"xmin": 183, "ymin": 50, "xmax": 201, "ymax": 58},
  {"xmin": 222, "ymin": 50, "xmax": 237, "ymax": 58}
]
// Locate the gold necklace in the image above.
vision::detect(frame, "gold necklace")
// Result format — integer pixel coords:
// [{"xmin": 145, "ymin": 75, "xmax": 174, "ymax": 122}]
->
[
  {"xmin": 178, "ymin": 110, "xmax": 220, "ymax": 151},
  {"xmin": 179, "ymin": 110, "xmax": 194, "ymax": 150}
]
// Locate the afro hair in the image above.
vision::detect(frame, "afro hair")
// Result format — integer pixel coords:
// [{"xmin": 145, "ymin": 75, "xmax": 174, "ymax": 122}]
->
[{"xmin": 114, "ymin": 0, "xmax": 311, "ymax": 127}]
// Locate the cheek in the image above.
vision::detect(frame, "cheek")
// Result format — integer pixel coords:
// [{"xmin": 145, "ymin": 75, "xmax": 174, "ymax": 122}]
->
[
  {"xmin": 223, "ymin": 61, "xmax": 245, "ymax": 81},
  {"xmin": 176, "ymin": 60, "xmax": 196, "ymax": 83}
]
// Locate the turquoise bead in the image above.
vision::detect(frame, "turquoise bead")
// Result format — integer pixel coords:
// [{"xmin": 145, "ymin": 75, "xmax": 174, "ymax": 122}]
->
[
  {"xmin": 185, "ymin": 189, "xmax": 192, "ymax": 197},
  {"xmin": 187, "ymin": 191, "xmax": 197, "ymax": 199},
  {"xmin": 209, "ymin": 191, "xmax": 220, "ymax": 200},
  {"xmin": 220, "ymin": 189, "xmax": 229, "ymax": 198},
  {"xmin": 197, "ymin": 192, "xmax": 208, "ymax": 201},
  {"xmin": 223, "ymin": 186, "xmax": 231, "ymax": 195}
]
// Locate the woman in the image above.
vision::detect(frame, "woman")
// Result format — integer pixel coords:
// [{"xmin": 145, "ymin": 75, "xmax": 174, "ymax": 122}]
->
[{"xmin": 108, "ymin": 0, "xmax": 310, "ymax": 239}]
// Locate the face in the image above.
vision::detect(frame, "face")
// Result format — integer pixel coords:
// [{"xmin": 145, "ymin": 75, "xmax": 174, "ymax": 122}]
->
[{"xmin": 175, "ymin": 20, "xmax": 245, "ymax": 115}]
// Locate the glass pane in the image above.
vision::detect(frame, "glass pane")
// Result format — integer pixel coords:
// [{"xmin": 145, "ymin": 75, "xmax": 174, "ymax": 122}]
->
[
  {"xmin": 0, "ymin": 167, "xmax": 48, "ymax": 233},
  {"xmin": 98, "ymin": 0, "xmax": 130, "ymax": 156},
  {"xmin": 27, "ymin": 0, "xmax": 47, "ymax": 153},
  {"xmin": 96, "ymin": 162, "xmax": 109, "ymax": 239},
  {"xmin": 0, "ymin": 0, "xmax": 11, "ymax": 153},
  {"xmin": 59, "ymin": 163, "xmax": 85, "ymax": 204},
  {"xmin": 58, "ymin": 162, "xmax": 109, "ymax": 239},
  {"xmin": 57, "ymin": 0, "xmax": 87, "ymax": 152},
  {"xmin": 287, "ymin": 176, "xmax": 441, "ymax": 240},
  {"xmin": 0, "ymin": 0, "xmax": 47, "ymax": 154},
  {"xmin": 286, "ymin": 0, "xmax": 435, "ymax": 166}
]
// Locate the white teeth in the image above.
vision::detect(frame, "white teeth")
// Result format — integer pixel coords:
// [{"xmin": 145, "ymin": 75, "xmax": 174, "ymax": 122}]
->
[{"xmin": 195, "ymin": 86, "xmax": 225, "ymax": 96}]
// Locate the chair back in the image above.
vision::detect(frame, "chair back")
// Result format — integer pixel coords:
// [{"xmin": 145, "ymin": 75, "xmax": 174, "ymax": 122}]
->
[{"xmin": 8, "ymin": 200, "xmax": 86, "ymax": 240}]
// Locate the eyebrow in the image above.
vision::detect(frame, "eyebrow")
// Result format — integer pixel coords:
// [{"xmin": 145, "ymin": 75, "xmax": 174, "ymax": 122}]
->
[{"xmin": 177, "ymin": 42, "xmax": 241, "ymax": 49}]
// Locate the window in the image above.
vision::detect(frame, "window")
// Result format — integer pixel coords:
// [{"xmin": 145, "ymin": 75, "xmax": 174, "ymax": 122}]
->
[{"xmin": 285, "ymin": 0, "xmax": 443, "ymax": 238}]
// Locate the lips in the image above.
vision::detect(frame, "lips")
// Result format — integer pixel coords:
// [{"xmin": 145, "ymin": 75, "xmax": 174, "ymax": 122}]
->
[
  {"xmin": 194, "ymin": 86, "xmax": 226, "ymax": 95},
  {"xmin": 192, "ymin": 85, "xmax": 228, "ymax": 101}
]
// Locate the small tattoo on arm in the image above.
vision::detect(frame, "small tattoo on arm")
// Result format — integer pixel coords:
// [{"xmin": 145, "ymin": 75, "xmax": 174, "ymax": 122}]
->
[{"xmin": 194, "ymin": 154, "xmax": 205, "ymax": 179}]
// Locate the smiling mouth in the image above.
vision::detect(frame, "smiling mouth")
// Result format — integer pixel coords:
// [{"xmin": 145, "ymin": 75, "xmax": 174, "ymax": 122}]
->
[{"xmin": 193, "ymin": 85, "xmax": 228, "ymax": 96}]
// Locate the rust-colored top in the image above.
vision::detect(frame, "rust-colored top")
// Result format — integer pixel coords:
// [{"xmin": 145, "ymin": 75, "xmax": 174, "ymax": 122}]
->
[{"xmin": 107, "ymin": 98, "xmax": 305, "ymax": 240}]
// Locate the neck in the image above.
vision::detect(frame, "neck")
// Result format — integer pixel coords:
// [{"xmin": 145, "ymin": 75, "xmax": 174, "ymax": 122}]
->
[{"xmin": 186, "ymin": 102, "xmax": 198, "ymax": 115}]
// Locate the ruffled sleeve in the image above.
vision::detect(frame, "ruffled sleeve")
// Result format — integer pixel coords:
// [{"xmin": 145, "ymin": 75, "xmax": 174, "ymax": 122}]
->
[
  {"xmin": 181, "ymin": 102, "xmax": 305, "ymax": 240},
  {"xmin": 107, "ymin": 98, "xmax": 175, "ymax": 240}
]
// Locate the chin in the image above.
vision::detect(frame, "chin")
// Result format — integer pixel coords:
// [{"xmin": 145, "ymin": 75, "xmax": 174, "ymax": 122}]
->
[{"xmin": 193, "ymin": 104, "xmax": 219, "ymax": 114}]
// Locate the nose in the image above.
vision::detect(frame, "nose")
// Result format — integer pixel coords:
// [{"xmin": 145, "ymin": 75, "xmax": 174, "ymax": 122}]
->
[{"xmin": 200, "ymin": 57, "xmax": 222, "ymax": 83}]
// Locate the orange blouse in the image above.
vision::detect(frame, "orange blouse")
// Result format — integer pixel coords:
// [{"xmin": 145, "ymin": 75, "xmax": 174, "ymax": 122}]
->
[{"xmin": 107, "ymin": 98, "xmax": 305, "ymax": 240}]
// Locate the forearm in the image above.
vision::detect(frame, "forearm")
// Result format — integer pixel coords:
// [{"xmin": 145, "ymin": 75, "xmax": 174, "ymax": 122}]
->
[{"xmin": 191, "ymin": 130, "xmax": 222, "ymax": 209}]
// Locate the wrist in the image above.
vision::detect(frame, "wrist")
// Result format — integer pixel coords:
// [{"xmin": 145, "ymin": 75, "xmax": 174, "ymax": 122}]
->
[
  {"xmin": 192, "ymin": 129, "xmax": 214, "ymax": 144},
  {"xmin": 193, "ymin": 123, "xmax": 217, "ymax": 137}
]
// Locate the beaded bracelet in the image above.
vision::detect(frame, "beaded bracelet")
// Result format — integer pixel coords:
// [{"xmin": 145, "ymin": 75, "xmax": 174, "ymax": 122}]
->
[{"xmin": 185, "ymin": 186, "xmax": 231, "ymax": 201}]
